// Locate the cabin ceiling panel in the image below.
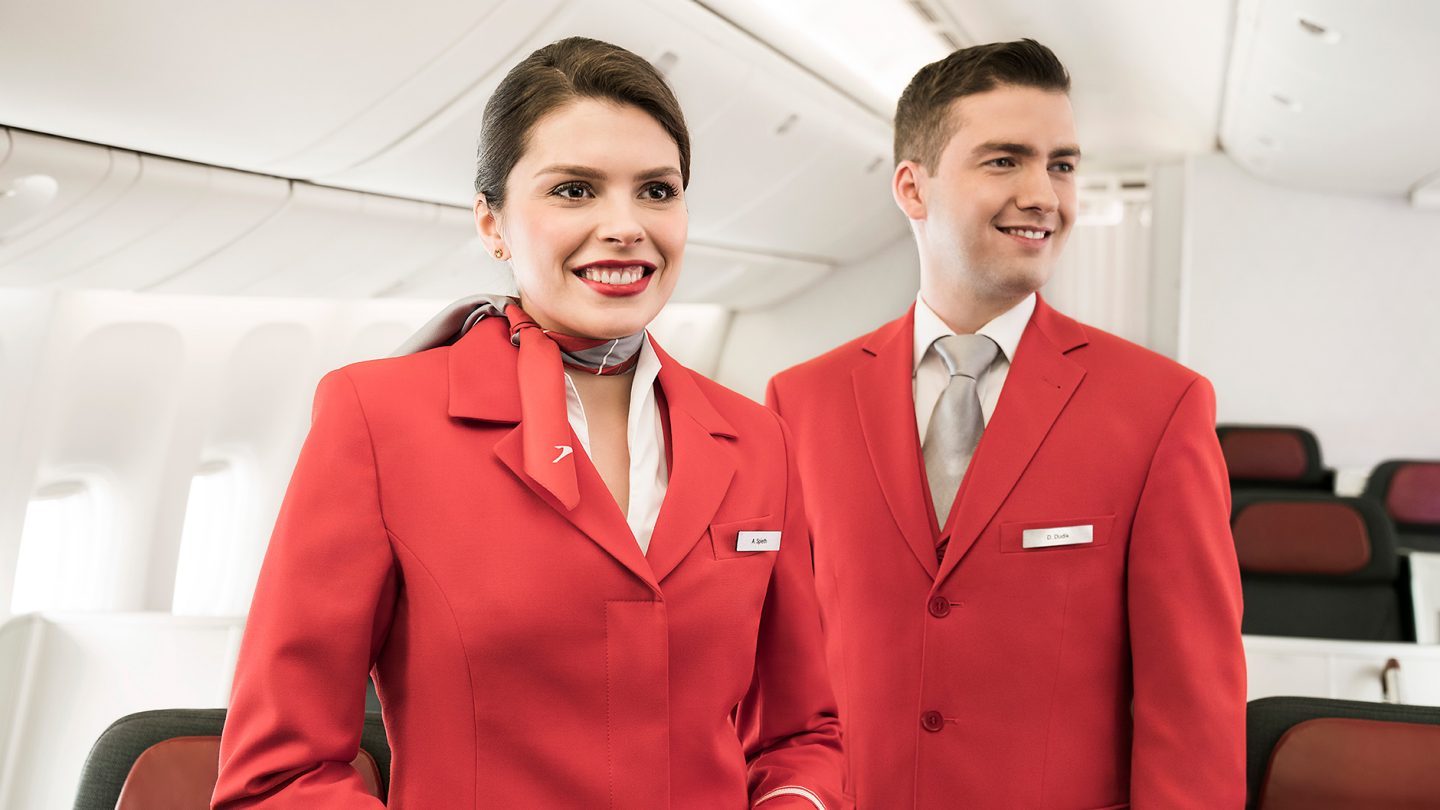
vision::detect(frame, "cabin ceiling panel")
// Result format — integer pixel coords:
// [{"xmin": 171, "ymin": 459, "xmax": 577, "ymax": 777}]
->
[
  {"xmin": 153, "ymin": 183, "xmax": 476, "ymax": 299},
  {"xmin": 1220, "ymin": 0, "xmax": 1440, "ymax": 197},
  {"xmin": 0, "ymin": 131, "xmax": 137, "ymax": 281},
  {"xmin": 58, "ymin": 159, "xmax": 292, "ymax": 292},
  {"xmin": 0, "ymin": 0, "xmax": 521, "ymax": 172}
]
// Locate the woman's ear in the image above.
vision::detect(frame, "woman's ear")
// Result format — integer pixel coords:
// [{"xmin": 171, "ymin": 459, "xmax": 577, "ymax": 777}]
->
[
  {"xmin": 892, "ymin": 160, "xmax": 928, "ymax": 222},
  {"xmin": 474, "ymin": 194, "xmax": 507, "ymax": 260}
]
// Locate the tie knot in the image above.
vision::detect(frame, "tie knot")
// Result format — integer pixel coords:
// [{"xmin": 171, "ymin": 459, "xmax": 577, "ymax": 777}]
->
[{"xmin": 933, "ymin": 333, "xmax": 999, "ymax": 379}]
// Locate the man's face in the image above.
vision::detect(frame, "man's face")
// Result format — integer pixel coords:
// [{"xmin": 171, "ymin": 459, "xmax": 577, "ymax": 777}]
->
[{"xmin": 903, "ymin": 85, "xmax": 1079, "ymax": 304}]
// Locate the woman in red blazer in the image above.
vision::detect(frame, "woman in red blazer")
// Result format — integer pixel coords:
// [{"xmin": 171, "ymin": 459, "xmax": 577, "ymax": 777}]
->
[{"xmin": 212, "ymin": 37, "xmax": 842, "ymax": 809}]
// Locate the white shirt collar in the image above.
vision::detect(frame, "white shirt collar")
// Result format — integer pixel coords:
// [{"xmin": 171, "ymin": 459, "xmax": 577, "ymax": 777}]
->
[
  {"xmin": 565, "ymin": 333, "xmax": 662, "ymax": 456},
  {"xmin": 912, "ymin": 292, "xmax": 1036, "ymax": 376}
]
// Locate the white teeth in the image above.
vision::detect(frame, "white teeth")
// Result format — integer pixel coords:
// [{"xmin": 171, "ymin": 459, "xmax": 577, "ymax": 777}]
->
[
  {"xmin": 581, "ymin": 266, "xmax": 646, "ymax": 285},
  {"xmin": 1003, "ymin": 228, "xmax": 1047, "ymax": 240}
]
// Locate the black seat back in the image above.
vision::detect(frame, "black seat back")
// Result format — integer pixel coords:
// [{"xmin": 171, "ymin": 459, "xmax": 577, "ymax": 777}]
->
[
  {"xmin": 1233, "ymin": 494, "xmax": 1411, "ymax": 641},
  {"xmin": 72, "ymin": 708, "xmax": 389, "ymax": 810}
]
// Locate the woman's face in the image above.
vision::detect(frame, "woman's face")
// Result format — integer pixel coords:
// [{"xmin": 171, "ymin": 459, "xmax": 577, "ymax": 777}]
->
[{"xmin": 476, "ymin": 98, "xmax": 687, "ymax": 340}]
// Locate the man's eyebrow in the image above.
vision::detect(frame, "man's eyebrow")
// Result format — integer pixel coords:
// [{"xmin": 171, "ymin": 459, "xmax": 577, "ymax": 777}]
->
[
  {"xmin": 533, "ymin": 164, "xmax": 682, "ymax": 181},
  {"xmin": 972, "ymin": 142, "xmax": 1083, "ymax": 160}
]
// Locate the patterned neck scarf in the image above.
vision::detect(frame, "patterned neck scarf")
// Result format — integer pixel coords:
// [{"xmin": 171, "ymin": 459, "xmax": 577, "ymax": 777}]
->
[{"xmin": 394, "ymin": 295, "xmax": 646, "ymax": 509}]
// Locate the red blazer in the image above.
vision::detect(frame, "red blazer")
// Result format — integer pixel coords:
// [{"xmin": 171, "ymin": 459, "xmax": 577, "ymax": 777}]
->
[
  {"xmin": 213, "ymin": 317, "xmax": 843, "ymax": 809},
  {"xmin": 766, "ymin": 297, "xmax": 1244, "ymax": 809}
]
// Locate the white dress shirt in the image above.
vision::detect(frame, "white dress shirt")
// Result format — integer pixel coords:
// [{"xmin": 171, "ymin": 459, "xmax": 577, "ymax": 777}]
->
[
  {"xmin": 564, "ymin": 334, "xmax": 668, "ymax": 554},
  {"xmin": 913, "ymin": 292, "xmax": 1036, "ymax": 443}
]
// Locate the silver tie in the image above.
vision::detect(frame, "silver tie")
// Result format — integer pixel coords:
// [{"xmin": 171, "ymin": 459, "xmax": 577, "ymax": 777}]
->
[{"xmin": 922, "ymin": 334, "xmax": 1000, "ymax": 536}]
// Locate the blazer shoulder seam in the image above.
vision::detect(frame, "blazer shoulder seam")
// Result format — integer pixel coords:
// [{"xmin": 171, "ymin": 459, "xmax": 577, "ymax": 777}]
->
[{"xmin": 333, "ymin": 367, "xmax": 395, "ymax": 541}]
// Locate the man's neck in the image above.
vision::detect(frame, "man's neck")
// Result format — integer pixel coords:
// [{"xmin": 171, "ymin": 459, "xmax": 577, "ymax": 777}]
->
[{"xmin": 919, "ymin": 281, "xmax": 1030, "ymax": 336}]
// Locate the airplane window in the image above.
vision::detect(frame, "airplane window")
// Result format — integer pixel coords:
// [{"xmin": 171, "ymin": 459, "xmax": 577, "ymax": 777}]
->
[
  {"xmin": 172, "ymin": 459, "xmax": 248, "ymax": 616},
  {"xmin": 10, "ymin": 480, "xmax": 106, "ymax": 613}
]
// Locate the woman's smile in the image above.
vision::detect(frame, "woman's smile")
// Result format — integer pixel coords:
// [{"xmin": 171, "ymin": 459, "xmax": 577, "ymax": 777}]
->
[{"xmin": 572, "ymin": 259, "xmax": 657, "ymax": 296}]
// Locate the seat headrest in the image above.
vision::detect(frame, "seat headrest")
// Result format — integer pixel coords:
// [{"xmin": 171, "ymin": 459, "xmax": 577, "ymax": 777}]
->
[
  {"xmin": 115, "ymin": 736, "xmax": 383, "ymax": 809},
  {"xmin": 1385, "ymin": 461, "xmax": 1440, "ymax": 526},
  {"xmin": 1231, "ymin": 495, "xmax": 1396, "ymax": 581},
  {"xmin": 1217, "ymin": 425, "xmax": 1324, "ymax": 484},
  {"xmin": 1258, "ymin": 717, "xmax": 1440, "ymax": 809}
]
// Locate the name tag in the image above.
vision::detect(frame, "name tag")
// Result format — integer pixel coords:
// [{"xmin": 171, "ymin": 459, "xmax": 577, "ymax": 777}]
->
[
  {"xmin": 1022, "ymin": 524, "xmax": 1093, "ymax": 549},
  {"xmin": 736, "ymin": 531, "xmax": 781, "ymax": 552}
]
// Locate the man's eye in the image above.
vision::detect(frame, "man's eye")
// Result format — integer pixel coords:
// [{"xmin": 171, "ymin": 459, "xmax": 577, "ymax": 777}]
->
[
  {"xmin": 987, "ymin": 157, "xmax": 1016, "ymax": 168},
  {"xmin": 552, "ymin": 182, "xmax": 593, "ymax": 200},
  {"xmin": 1051, "ymin": 162, "xmax": 1076, "ymax": 173},
  {"xmin": 641, "ymin": 181, "xmax": 681, "ymax": 201}
]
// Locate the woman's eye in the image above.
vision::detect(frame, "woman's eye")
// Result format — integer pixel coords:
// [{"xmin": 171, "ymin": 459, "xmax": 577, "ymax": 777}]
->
[
  {"xmin": 641, "ymin": 181, "xmax": 680, "ymax": 201},
  {"xmin": 552, "ymin": 182, "xmax": 593, "ymax": 200}
]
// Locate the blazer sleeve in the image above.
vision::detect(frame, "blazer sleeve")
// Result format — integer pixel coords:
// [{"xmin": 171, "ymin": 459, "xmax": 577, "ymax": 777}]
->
[
  {"xmin": 1126, "ymin": 375, "xmax": 1246, "ymax": 808},
  {"xmin": 737, "ymin": 411, "xmax": 847, "ymax": 810},
  {"xmin": 213, "ymin": 369, "xmax": 396, "ymax": 809}
]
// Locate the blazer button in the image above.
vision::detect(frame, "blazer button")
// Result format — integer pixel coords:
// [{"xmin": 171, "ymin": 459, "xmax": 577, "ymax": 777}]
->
[
  {"xmin": 921, "ymin": 711, "xmax": 945, "ymax": 732},
  {"xmin": 928, "ymin": 596, "xmax": 951, "ymax": 618}
]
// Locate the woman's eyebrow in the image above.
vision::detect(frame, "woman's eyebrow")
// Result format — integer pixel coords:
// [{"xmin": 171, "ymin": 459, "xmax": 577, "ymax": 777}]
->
[
  {"xmin": 534, "ymin": 164, "xmax": 604, "ymax": 180},
  {"xmin": 533, "ymin": 164, "xmax": 681, "ymax": 181},
  {"xmin": 636, "ymin": 166, "xmax": 682, "ymax": 181}
]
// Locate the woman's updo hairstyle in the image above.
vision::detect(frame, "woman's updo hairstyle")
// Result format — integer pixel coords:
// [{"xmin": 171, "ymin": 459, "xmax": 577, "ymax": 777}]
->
[{"xmin": 474, "ymin": 37, "xmax": 691, "ymax": 210}]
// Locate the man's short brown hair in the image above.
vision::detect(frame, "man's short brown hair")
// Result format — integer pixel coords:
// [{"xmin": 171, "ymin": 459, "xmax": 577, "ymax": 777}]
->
[{"xmin": 893, "ymin": 39, "xmax": 1070, "ymax": 170}]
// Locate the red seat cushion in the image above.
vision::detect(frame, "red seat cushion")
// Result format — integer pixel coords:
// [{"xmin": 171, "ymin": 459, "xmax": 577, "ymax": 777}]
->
[
  {"xmin": 1233, "ymin": 501, "xmax": 1370, "ymax": 575},
  {"xmin": 1221, "ymin": 430, "xmax": 1311, "ymax": 481},
  {"xmin": 1386, "ymin": 462, "xmax": 1440, "ymax": 525},
  {"xmin": 1259, "ymin": 717, "xmax": 1440, "ymax": 809},
  {"xmin": 116, "ymin": 736, "xmax": 382, "ymax": 809}
]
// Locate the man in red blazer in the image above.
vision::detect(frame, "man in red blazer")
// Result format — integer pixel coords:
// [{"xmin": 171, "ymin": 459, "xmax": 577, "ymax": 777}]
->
[{"xmin": 767, "ymin": 40, "xmax": 1245, "ymax": 808}]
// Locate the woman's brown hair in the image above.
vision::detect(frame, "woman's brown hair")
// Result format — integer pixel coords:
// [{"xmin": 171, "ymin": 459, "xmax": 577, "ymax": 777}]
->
[{"xmin": 474, "ymin": 37, "xmax": 691, "ymax": 209}]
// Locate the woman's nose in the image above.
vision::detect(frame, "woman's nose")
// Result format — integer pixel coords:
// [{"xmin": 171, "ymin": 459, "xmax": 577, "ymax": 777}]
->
[{"xmin": 597, "ymin": 198, "xmax": 645, "ymax": 246}]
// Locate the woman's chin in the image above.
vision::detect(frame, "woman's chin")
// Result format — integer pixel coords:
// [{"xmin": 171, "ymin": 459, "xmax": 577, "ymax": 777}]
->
[{"xmin": 549, "ymin": 309, "xmax": 653, "ymax": 341}]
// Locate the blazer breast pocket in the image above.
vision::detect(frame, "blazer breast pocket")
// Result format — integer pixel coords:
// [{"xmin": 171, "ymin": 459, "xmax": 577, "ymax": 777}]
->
[
  {"xmin": 1000, "ymin": 515, "xmax": 1115, "ymax": 553},
  {"xmin": 709, "ymin": 515, "xmax": 781, "ymax": 561}
]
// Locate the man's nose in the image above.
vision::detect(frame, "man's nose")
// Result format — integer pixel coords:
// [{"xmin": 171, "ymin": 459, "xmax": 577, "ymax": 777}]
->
[{"xmin": 1015, "ymin": 165, "xmax": 1060, "ymax": 213}]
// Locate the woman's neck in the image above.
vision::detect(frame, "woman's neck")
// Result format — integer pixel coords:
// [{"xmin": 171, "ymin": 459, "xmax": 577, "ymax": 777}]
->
[{"xmin": 568, "ymin": 369, "xmax": 636, "ymax": 516}]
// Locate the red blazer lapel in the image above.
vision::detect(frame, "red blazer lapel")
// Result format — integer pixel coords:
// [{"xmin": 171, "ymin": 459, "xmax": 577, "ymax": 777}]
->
[
  {"xmin": 936, "ymin": 296, "xmax": 1089, "ymax": 585},
  {"xmin": 853, "ymin": 306, "xmax": 940, "ymax": 579},
  {"xmin": 449, "ymin": 318, "xmax": 662, "ymax": 596},
  {"xmin": 644, "ymin": 339, "xmax": 738, "ymax": 584}
]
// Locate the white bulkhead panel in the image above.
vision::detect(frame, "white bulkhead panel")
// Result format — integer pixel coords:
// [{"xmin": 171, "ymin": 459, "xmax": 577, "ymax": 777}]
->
[{"xmin": 0, "ymin": 614, "xmax": 245, "ymax": 810}]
